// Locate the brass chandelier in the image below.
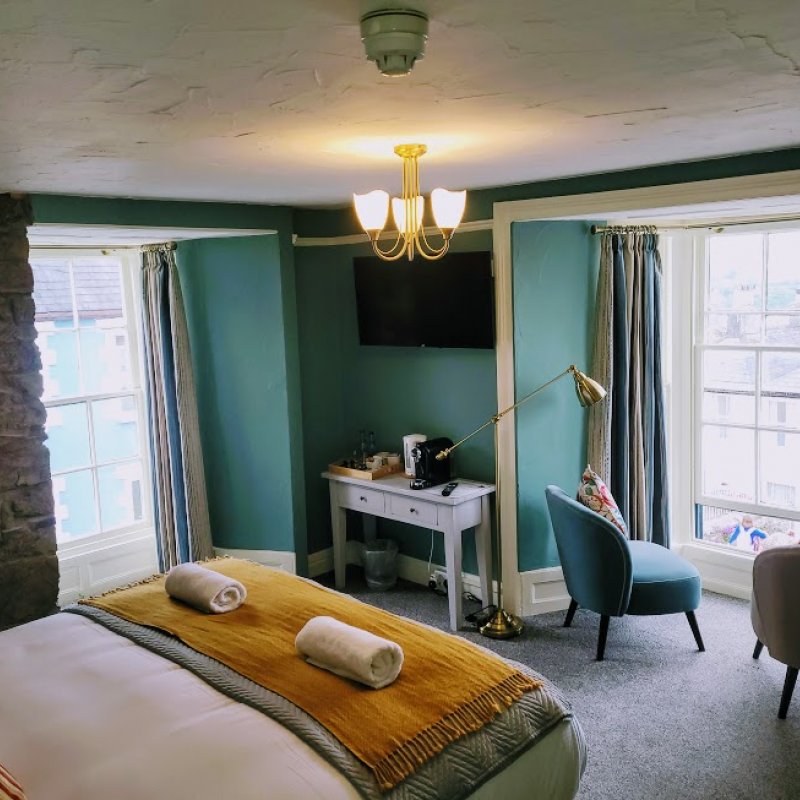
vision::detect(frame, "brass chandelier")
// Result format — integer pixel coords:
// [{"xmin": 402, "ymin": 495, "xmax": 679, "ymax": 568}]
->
[{"xmin": 353, "ymin": 144, "xmax": 466, "ymax": 261}]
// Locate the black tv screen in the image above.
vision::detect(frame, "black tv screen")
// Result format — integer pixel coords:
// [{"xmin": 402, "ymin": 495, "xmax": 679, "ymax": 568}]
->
[{"xmin": 353, "ymin": 251, "xmax": 494, "ymax": 349}]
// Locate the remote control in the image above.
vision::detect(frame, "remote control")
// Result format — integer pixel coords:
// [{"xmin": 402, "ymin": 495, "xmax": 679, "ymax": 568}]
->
[{"xmin": 441, "ymin": 482, "xmax": 458, "ymax": 496}]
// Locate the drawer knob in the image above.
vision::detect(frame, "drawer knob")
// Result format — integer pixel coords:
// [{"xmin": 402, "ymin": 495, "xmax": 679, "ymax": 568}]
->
[
  {"xmin": 410, "ymin": 507, "xmax": 417, "ymax": 513},
  {"xmin": 360, "ymin": 496, "xmax": 367, "ymax": 502}
]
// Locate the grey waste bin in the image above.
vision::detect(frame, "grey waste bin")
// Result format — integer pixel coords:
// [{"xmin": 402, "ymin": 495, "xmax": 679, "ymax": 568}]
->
[{"xmin": 362, "ymin": 539, "xmax": 398, "ymax": 591}]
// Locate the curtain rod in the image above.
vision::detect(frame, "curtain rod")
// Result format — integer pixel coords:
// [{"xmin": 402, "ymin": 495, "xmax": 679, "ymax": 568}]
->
[{"xmin": 591, "ymin": 213, "xmax": 800, "ymax": 235}]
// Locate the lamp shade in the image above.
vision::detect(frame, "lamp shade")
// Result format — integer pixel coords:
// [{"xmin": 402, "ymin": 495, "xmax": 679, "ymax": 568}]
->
[
  {"xmin": 391, "ymin": 195, "xmax": 424, "ymax": 233},
  {"xmin": 572, "ymin": 368, "xmax": 607, "ymax": 407},
  {"xmin": 354, "ymin": 190, "xmax": 390, "ymax": 232},
  {"xmin": 431, "ymin": 188, "xmax": 466, "ymax": 231}
]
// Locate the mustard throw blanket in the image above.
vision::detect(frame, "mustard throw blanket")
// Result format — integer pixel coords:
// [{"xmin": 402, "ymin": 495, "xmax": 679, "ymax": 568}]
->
[{"xmin": 82, "ymin": 559, "xmax": 539, "ymax": 789}]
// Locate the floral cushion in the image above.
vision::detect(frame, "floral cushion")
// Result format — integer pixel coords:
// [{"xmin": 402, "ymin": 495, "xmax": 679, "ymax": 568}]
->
[
  {"xmin": 576, "ymin": 465, "xmax": 628, "ymax": 537},
  {"xmin": 0, "ymin": 763, "xmax": 26, "ymax": 800}
]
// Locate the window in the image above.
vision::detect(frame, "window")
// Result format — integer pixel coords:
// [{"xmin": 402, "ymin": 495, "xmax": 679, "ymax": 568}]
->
[
  {"xmin": 31, "ymin": 251, "xmax": 152, "ymax": 546},
  {"xmin": 694, "ymin": 229, "xmax": 800, "ymax": 552}
]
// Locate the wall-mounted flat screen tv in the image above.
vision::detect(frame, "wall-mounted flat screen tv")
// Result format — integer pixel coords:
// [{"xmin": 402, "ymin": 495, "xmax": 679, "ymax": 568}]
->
[{"xmin": 353, "ymin": 251, "xmax": 494, "ymax": 349}]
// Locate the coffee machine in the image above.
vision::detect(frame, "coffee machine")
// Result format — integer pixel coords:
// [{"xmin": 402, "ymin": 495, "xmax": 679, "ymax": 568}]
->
[{"xmin": 410, "ymin": 437, "xmax": 453, "ymax": 489}]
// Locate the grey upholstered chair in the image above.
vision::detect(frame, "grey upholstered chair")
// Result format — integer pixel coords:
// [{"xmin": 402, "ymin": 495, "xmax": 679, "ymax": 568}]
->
[
  {"xmin": 545, "ymin": 485, "xmax": 704, "ymax": 661},
  {"xmin": 751, "ymin": 547, "xmax": 800, "ymax": 719}
]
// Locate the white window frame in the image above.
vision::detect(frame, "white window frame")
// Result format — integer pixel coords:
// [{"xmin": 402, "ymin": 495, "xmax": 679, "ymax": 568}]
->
[
  {"xmin": 31, "ymin": 247, "xmax": 157, "ymax": 601},
  {"xmin": 692, "ymin": 224, "xmax": 800, "ymax": 535}
]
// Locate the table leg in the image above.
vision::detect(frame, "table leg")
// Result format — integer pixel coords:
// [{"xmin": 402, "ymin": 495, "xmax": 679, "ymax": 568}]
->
[
  {"xmin": 475, "ymin": 495, "xmax": 493, "ymax": 607},
  {"xmin": 362, "ymin": 514, "xmax": 377, "ymax": 544},
  {"xmin": 443, "ymin": 518, "xmax": 463, "ymax": 631},
  {"xmin": 329, "ymin": 488, "xmax": 347, "ymax": 591}
]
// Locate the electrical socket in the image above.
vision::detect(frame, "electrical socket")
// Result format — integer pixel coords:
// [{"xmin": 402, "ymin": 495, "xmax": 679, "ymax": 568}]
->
[{"xmin": 428, "ymin": 569, "xmax": 448, "ymax": 594}]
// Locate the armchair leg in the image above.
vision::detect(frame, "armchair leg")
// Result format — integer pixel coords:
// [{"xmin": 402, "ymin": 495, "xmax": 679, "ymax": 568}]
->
[
  {"xmin": 564, "ymin": 598, "xmax": 578, "ymax": 628},
  {"xmin": 596, "ymin": 615, "xmax": 610, "ymax": 661},
  {"xmin": 778, "ymin": 667, "xmax": 798, "ymax": 720},
  {"xmin": 686, "ymin": 611, "xmax": 705, "ymax": 652},
  {"xmin": 753, "ymin": 639, "xmax": 764, "ymax": 660}
]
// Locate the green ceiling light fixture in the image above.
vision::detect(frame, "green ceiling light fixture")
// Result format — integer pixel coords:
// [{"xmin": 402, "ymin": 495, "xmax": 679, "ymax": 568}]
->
[
  {"xmin": 353, "ymin": 144, "xmax": 467, "ymax": 261},
  {"xmin": 360, "ymin": 8, "xmax": 429, "ymax": 77}
]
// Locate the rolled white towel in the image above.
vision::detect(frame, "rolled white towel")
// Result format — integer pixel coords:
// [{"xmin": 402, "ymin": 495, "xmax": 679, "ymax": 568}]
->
[
  {"xmin": 165, "ymin": 563, "xmax": 247, "ymax": 613},
  {"xmin": 295, "ymin": 616, "xmax": 404, "ymax": 689}
]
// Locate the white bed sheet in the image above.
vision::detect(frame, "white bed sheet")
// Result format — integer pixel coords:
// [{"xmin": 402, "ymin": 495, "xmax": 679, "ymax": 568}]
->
[{"xmin": 0, "ymin": 614, "xmax": 582, "ymax": 800}]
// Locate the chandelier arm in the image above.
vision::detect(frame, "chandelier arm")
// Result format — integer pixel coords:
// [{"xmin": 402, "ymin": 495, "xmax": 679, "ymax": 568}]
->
[
  {"xmin": 413, "ymin": 235, "xmax": 451, "ymax": 261},
  {"xmin": 371, "ymin": 232, "xmax": 409, "ymax": 261},
  {"xmin": 416, "ymin": 225, "xmax": 450, "ymax": 255}
]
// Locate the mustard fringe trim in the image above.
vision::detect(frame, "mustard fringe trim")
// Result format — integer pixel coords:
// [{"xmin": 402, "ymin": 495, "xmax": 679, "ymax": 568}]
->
[{"xmin": 373, "ymin": 671, "xmax": 538, "ymax": 790}]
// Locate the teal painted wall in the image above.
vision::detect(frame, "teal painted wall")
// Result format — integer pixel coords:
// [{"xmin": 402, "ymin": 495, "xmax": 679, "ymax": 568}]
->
[
  {"xmin": 177, "ymin": 235, "xmax": 306, "ymax": 567},
  {"xmin": 31, "ymin": 194, "xmax": 290, "ymax": 232},
  {"xmin": 512, "ymin": 221, "xmax": 601, "ymax": 571},
  {"xmin": 295, "ymin": 231, "xmax": 497, "ymax": 570}
]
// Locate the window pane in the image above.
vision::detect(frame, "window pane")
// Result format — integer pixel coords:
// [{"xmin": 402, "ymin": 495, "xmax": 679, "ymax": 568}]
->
[
  {"xmin": 45, "ymin": 403, "xmax": 91, "ymax": 472},
  {"xmin": 702, "ymin": 350, "xmax": 755, "ymax": 424},
  {"xmin": 762, "ymin": 351, "xmax": 800, "ymax": 397},
  {"xmin": 704, "ymin": 313, "xmax": 761, "ymax": 345},
  {"xmin": 708, "ymin": 234, "xmax": 763, "ymax": 311},
  {"xmin": 73, "ymin": 261, "xmax": 124, "ymax": 326},
  {"xmin": 37, "ymin": 329, "xmax": 80, "ymax": 400},
  {"xmin": 759, "ymin": 430, "xmax": 800, "ymax": 511},
  {"xmin": 697, "ymin": 505, "xmax": 799, "ymax": 553},
  {"xmin": 98, "ymin": 461, "xmax": 144, "ymax": 530},
  {"xmin": 79, "ymin": 328, "xmax": 133, "ymax": 394},
  {"xmin": 93, "ymin": 397, "xmax": 139, "ymax": 463},
  {"xmin": 702, "ymin": 391, "xmax": 755, "ymax": 425},
  {"xmin": 31, "ymin": 262, "xmax": 73, "ymax": 326},
  {"xmin": 53, "ymin": 470, "xmax": 98, "ymax": 541},
  {"xmin": 760, "ymin": 396, "xmax": 800, "ymax": 430},
  {"xmin": 766, "ymin": 231, "xmax": 800, "ymax": 311},
  {"xmin": 765, "ymin": 315, "xmax": 800, "ymax": 347},
  {"xmin": 701, "ymin": 425, "xmax": 755, "ymax": 502}
]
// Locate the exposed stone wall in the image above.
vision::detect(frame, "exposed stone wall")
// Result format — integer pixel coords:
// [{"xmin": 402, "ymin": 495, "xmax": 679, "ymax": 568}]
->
[{"xmin": 0, "ymin": 193, "xmax": 58, "ymax": 629}]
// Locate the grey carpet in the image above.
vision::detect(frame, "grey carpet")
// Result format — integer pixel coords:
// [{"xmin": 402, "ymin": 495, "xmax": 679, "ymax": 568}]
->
[{"xmin": 333, "ymin": 571, "xmax": 798, "ymax": 800}]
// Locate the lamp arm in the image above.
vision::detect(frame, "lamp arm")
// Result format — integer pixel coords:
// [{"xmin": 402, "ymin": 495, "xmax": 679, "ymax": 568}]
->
[{"xmin": 435, "ymin": 366, "xmax": 576, "ymax": 460}]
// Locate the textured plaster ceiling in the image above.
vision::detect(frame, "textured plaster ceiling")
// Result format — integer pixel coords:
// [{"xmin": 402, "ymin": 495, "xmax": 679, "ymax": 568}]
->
[{"xmin": 2, "ymin": 0, "xmax": 800, "ymax": 207}]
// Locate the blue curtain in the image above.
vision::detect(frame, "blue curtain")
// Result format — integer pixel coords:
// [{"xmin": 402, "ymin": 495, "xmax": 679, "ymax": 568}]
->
[
  {"xmin": 141, "ymin": 245, "xmax": 214, "ymax": 570},
  {"xmin": 588, "ymin": 231, "xmax": 670, "ymax": 546}
]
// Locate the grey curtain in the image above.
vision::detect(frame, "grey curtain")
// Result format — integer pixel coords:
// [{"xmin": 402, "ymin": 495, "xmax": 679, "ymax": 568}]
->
[
  {"xmin": 587, "ymin": 231, "xmax": 669, "ymax": 546},
  {"xmin": 141, "ymin": 244, "xmax": 214, "ymax": 570}
]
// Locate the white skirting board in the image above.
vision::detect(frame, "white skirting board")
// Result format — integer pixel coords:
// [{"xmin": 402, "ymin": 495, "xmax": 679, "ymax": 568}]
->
[
  {"xmin": 308, "ymin": 543, "xmax": 498, "ymax": 607},
  {"xmin": 214, "ymin": 548, "xmax": 297, "ymax": 574},
  {"xmin": 305, "ymin": 542, "xmax": 754, "ymax": 613}
]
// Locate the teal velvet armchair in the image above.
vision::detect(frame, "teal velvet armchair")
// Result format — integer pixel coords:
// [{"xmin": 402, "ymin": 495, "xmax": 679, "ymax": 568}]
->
[{"xmin": 545, "ymin": 485, "xmax": 704, "ymax": 660}]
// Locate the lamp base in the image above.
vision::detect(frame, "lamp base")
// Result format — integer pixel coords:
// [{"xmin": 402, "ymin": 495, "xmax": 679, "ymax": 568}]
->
[{"xmin": 479, "ymin": 608, "xmax": 523, "ymax": 639}]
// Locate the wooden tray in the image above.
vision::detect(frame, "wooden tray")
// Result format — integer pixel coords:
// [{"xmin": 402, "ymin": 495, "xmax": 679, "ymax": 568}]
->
[{"xmin": 327, "ymin": 460, "xmax": 404, "ymax": 480}]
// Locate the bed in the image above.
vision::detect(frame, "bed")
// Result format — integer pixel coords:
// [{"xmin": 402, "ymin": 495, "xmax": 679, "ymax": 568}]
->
[{"xmin": 0, "ymin": 561, "xmax": 585, "ymax": 800}]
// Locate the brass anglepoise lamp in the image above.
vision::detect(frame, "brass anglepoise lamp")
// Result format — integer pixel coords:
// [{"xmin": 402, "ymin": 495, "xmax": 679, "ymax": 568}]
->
[{"xmin": 436, "ymin": 364, "xmax": 607, "ymax": 639}]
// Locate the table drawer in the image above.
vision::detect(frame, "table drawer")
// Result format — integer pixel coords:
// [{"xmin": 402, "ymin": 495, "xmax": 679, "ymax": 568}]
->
[
  {"xmin": 387, "ymin": 495, "xmax": 438, "ymax": 526},
  {"xmin": 339, "ymin": 485, "xmax": 385, "ymax": 514}
]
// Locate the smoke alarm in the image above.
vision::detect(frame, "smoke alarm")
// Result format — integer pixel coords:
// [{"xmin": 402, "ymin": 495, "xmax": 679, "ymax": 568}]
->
[{"xmin": 360, "ymin": 9, "xmax": 429, "ymax": 77}]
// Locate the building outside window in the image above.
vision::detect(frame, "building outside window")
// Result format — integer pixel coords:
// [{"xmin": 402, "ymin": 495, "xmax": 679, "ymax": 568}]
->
[
  {"xmin": 31, "ymin": 251, "xmax": 153, "ymax": 548},
  {"xmin": 695, "ymin": 229, "xmax": 800, "ymax": 552}
]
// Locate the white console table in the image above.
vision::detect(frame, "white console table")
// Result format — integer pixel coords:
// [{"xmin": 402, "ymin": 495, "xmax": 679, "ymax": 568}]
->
[{"xmin": 322, "ymin": 472, "xmax": 496, "ymax": 631}]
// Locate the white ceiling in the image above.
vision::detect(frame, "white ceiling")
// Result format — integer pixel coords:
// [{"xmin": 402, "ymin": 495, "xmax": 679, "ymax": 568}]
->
[{"xmin": 2, "ymin": 0, "xmax": 800, "ymax": 208}]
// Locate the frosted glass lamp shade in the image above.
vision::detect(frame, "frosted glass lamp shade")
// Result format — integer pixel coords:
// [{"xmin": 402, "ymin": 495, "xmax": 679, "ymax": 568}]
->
[
  {"xmin": 431, "ymin": 188, "xmax": 466, "ymax": 231},
  {"xmin": 392, "ymin": 196, "xmax": 424, "ymax": 233},
  {"xmin": 354, "ymin": 190, "xmax": 390, "ymax": 232}
]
